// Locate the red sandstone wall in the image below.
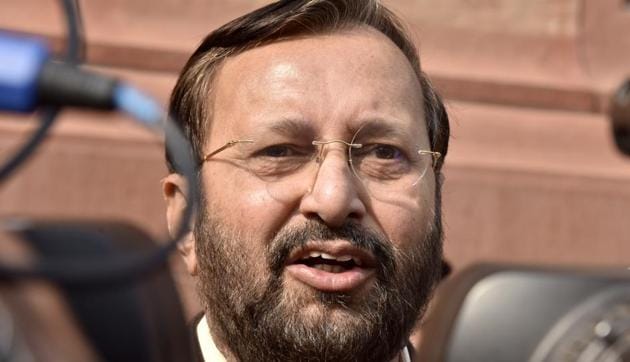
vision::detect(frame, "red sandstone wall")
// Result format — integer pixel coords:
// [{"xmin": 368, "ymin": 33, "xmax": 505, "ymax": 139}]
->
[{"xmin": 1, "ymin": 0, "xmax": 630, "ymax": 317}]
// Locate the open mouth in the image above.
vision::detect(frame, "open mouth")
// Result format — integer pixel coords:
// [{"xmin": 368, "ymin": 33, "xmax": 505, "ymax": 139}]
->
[
  {"xmin": 285, "ymin": 241, "xmax": 376, "ymax": 292},
  {"xmin": 296, "ymin": 252, "xmax": 362, "ymax": 273}
]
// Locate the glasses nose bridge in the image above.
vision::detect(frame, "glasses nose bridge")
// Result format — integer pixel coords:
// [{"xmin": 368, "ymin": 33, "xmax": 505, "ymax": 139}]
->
[
  {"xmin": 301, "ymin": 139, "xmax": 364, "ymax": 204},
  {"xmin": 311, "ymin": 139, "xmax": 360, "ymax": 165},
  {"xmin": 303, "ymin": 139, "xmax": 364, "ymax": 195}
]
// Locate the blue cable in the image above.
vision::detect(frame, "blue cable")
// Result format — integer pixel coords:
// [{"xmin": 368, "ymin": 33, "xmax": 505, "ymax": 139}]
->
[{"xmin": 113, "ymin": 84, "xmax": 165, "ymax": 128}]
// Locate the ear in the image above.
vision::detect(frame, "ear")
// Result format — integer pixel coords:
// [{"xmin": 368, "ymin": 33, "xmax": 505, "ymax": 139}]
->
[{"xmin": 162, "ymin": 173, "xmax": 198, "ymax": 276}]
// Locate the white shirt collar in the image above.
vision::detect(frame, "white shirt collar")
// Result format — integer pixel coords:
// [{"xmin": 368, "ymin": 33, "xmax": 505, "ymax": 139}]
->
[
  {"xmin": 196, "ymin": 315, "xmax": 227, "ymax": 362},
  {"xmin": 196, "ymin": 315, "xmax": 411, "ymax": 362},
  {"xmin": 401, "ymin": 344, "xmax": 412, "ymax": 362}
]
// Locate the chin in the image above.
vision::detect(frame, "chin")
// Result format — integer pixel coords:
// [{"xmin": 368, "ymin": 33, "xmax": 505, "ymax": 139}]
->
[{"xmin": 278, "ymin": 282, "xmax": 371, "ymax": 324}]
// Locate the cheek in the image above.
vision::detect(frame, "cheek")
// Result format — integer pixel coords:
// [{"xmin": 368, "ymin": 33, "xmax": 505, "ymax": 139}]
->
[
  {"xmin": 374, "ymin": 180, "xmax": 436, "ymax": 248},
  {"xmin": 201, "ymin": 170, "xmax": 293, "ymax": 241}
]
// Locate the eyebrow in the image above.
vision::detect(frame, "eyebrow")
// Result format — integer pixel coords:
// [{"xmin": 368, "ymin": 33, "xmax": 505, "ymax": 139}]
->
[
  {"xmin": 352, "ymin": 118, "xmax": 410, "ymax": 139},
  {"xmin": 250, "ymin": 117, "xmax": 412, "ymax": 141},
  {"xmin": 259, "ymin": 118, "xmax": 315, "ymax": 138}
]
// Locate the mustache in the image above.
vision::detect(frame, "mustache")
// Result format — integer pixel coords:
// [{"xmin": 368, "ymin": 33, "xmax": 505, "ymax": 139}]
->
[{"xmin": 267, "ymin": 219, "xmax": 396, "ymax": 278}]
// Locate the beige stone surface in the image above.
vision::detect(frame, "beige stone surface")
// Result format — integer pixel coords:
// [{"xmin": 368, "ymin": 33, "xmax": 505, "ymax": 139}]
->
[
  {"xmin": 2, "ymin": 0, "xmax": 628, "ymax": 108},
  {"xmin": 393, "ymin": 0, "xmax": 580, "ymax": 36},
  {"xmin": 443, "ymin": 101, "xmax": 630, "ymax": 268}
]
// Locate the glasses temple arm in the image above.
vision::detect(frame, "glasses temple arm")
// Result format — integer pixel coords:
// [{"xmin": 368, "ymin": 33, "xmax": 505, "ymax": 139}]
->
[{"xmin": 201, "ymin": 140, "xmax": 254, "ymax": 164}]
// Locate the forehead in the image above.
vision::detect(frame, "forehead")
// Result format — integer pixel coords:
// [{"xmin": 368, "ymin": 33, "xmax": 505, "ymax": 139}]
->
[{"xmin": 207, "ymin": 27, "xmax": 426, "ymax": 145}]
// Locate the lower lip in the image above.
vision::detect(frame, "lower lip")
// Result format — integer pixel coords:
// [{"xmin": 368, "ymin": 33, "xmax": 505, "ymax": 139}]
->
[{"xmin": 285, "ymin": 264, "xmax": 375, "ymax": 292}]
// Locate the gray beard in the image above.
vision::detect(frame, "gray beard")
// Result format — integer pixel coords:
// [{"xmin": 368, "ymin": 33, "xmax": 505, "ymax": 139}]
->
[{"xmin": 194, "ymin": 200, "xmax": 443, "ymax": 362}]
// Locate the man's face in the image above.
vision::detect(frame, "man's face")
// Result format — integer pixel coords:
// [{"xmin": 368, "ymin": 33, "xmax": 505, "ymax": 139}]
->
[{"xmin": 190, "ymin": 28, "xmax": 442, "ymax": 361}]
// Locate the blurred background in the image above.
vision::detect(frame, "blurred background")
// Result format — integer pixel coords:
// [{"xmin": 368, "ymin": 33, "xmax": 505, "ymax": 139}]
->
[{"xmin": 1, "ymin": 0, "xmax": 629, "ymax": 319}]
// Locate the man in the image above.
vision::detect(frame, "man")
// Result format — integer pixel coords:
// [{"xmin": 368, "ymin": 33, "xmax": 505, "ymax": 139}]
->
[{"xmin": 162, "ymin": 0, "xmax": 450, "ymax": 361}]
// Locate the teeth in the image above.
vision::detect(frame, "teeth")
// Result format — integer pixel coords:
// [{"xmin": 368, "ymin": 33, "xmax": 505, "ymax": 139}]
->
[
  {"xmin": 300, "ymin": 251, "xmax": 362, "ymax": 266},
  {"xmin": 313, "ymin": 264, "xmax": 345, "ymax": 273}
]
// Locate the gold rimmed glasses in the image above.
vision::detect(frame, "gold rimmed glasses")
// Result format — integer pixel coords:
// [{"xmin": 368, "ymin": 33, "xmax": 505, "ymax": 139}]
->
[{"xmin": 199, "ymin": 123, "xmax": 441, "ymax": 203}]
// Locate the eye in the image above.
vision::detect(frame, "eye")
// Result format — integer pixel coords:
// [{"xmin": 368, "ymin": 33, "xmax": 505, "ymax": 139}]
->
[
  {"xmin": 261, "ymin": 145, "xmax": 292, "ymax": 157},
  {"xmin": 256, "ymin": 144, "xmax": 310, "ymax": 158},
  {"xmin": 369, "ymin": 144, "xmax": 404, "ymax": 160},
  {"xmin": 248, "ymin": 143, "xmax": 312, "ymax": 179}
]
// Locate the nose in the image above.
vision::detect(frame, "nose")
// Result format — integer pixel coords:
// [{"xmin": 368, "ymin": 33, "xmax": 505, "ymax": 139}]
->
[{"xmin": 298, "ymin": 146, "xmax": 367, "ymax": 227}]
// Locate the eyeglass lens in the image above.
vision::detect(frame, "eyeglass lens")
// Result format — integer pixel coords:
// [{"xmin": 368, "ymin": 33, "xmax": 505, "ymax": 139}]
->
[{"xmin": 220, "ymin": 125, "xmax": 435, "ymax": 203}]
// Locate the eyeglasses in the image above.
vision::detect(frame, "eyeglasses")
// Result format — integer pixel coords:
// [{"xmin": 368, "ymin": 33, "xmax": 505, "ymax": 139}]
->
[{"xmin": 200, "ymin": 123, "xmax": 441, "ymax": 203}]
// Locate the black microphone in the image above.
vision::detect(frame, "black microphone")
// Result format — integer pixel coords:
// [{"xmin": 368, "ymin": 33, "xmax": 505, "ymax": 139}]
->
[
  {"xmin": 611, "ymin": 80, "xmax": 630, "ymax": 156},
  {"xmin": 0, "ymin": 31, "xmax": 118, "ymax": 113}
]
